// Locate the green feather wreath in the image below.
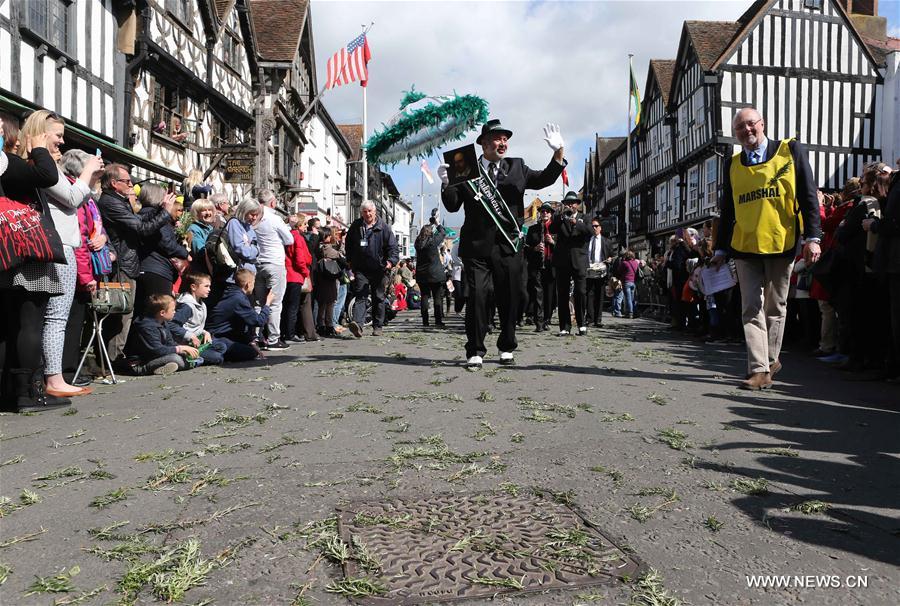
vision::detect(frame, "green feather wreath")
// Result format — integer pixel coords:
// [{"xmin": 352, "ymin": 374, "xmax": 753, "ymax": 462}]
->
[{"xmin": 365, "ymin": 89, "xmax": 489, "ymax": 166}]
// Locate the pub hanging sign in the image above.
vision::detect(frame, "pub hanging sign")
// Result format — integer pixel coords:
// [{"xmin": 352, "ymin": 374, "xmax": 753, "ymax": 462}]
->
[{"xmin": 223, "ymin": 156, "xmax": 255, "ymax": 183}]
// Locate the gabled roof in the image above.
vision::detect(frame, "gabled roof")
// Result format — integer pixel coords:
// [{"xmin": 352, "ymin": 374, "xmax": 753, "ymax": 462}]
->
[
  {"xmin": 213, "ymin": 0, "xmax": 235, "ymax": 24},
  {"xmin": 683, "ymin": 21, "xmax": 742, "ymax": 70},
  {"xmin": 338, "ymin": 124, "xmax": 364, "ymax": 162},
  {"xmin": 249, "ymin": 0, "xmax": 309, "ymax": 62},
  {"xmin": 596, "ymin": 136, "xmax": 626, "ymax": 168},
  {"xmin": 648, "ymin": 59, "xmax": 676, "ymax": 105}
]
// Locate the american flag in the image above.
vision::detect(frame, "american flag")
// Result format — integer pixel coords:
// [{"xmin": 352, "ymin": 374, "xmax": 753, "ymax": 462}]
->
[{"xmin": 325, "ymin": 33, "xmax": 371, "ymax": 90}]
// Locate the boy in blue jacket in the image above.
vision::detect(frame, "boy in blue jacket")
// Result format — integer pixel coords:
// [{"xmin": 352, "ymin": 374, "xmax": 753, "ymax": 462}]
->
[
  {"xmin": 126, "ymin": 294, "xmax": 199, "ymax": 375},
  {"xmin": 207, "ymin": 268, "xmax": 273, "ymax": 361}
]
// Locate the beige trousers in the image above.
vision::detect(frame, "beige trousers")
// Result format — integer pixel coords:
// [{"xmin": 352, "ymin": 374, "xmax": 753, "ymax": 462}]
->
[
  {"xmin": 734, "ymin": 257, "xmax": 794, "ymax": 375},
  {"xmin": 817, "ymin": 299, "xmax": 837, "ymax": 353}
]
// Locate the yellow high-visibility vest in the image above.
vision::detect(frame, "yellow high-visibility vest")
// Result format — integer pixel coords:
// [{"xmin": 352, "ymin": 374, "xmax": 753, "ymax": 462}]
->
[{"xmin": 729, "ymin": 139, "xmax": 800, "ymax": 255}]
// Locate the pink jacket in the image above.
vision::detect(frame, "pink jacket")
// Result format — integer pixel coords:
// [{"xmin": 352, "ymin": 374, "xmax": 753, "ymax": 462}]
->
[{"xmin": 75, "ymin": 197, "xmax": 105, "ymax": 291}]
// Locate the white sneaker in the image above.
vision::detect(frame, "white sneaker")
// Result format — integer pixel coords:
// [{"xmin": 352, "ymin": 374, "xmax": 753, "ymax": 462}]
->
[
  {"xmin": 499, "ymin": 351, "xmax": 514, "ymax": 365},
  {"xmin": 558, "ymin": 329, "xmax": 570, "ymax": 336},
  {"xmin": 153, "ymin": 362, "xmax": 179, "ymax": 376},
  {"xmin": 578, "ymin": 326, "xmax": 587, "ymax": 336},
  {"xmin": 466, "ymin": 355, "xmax": 483, "ymax": 368}
]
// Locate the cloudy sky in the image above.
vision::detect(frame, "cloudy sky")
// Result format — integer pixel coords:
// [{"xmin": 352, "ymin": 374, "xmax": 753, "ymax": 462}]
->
[{"xmin": 310, "ymin": 0, "xmax": 897, "ymax": 225}]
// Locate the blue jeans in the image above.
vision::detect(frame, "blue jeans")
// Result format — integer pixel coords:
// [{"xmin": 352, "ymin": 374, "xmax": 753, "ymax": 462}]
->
[
  {"xmin": 623, "ymin": 281, "xmax": 636, "ymax": 316},
  {"xmin": 333, "ymin": 282, "xmax": 348, "ymax": 326},
  {"xmin": 613, "ymin": 289, "xmax": 623, "ymax": 316}
]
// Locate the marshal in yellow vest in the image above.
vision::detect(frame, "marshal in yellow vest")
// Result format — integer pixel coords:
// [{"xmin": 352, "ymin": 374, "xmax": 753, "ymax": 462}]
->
[{"xmin": 729, "ymin": 139, "xmax": 802, "ymax": 255}]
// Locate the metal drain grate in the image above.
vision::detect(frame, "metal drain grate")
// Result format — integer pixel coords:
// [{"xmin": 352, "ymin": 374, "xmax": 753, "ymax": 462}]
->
[{"xmin": 335, "ymin": 490, "xmax": 645, "ymax": 605}]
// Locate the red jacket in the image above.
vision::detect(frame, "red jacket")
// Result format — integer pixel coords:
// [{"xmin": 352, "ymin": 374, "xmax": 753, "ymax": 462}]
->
[
  {"xmin": 75, "ymin": 196, "xmax": 106, "ymax": 291},
  {"xmin": 810, "ymin": 202, "xmax": 851, "ymax": 301},
  {"xmin": 285, "ymin": 228, "xmax": 312, "ymax": 283}
]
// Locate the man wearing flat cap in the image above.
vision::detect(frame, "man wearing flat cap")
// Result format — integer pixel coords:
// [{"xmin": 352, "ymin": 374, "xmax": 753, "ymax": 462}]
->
[
  {"xmin": 525, "ymin": 202, "xmax": 557, "ymax": 332},
  {"xmin": 439, "ymin": 119, "xmax": 566, "ymax": 368},
  {"xmin": 551, "ymin": 192, "xmax": 593, "ymax": 336}
]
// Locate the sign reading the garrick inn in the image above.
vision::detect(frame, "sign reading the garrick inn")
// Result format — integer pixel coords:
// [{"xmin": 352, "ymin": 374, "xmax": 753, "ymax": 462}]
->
[{"xmin": 223, "ymin": 157, "xmax": 255, "ymax": 183}]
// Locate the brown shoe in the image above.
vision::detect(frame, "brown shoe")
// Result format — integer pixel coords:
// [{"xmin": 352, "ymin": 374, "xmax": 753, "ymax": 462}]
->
[
  {"xmin": 348, "ymin": 322, "xmax": 363, "ymax": 338},
  {"xmin": 740, "ymin": 372, "xmax": 773, "ymax": 391}
]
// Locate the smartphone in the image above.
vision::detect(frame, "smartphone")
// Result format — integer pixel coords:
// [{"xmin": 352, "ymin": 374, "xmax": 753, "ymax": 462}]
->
[
  {"xmin": 95, "ymin": 148, "xmax": 102, "ymax": 157},
  {"xmin": 168, "ymin": 182, "xmax": 176, "ymax": 194}
]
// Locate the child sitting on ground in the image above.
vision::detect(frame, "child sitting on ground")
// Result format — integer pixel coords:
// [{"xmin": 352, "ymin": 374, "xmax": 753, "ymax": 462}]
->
[
  {"xmin": 172, "ymin": 272, "xmax": 228, "ymax": 365},
  {"xmin": 126, "ymin": 294, "xmax": 199, "ymax": 375},
  {"xmin": 207, "ymin": 268, "xmax": 274, "ymax": 361}
]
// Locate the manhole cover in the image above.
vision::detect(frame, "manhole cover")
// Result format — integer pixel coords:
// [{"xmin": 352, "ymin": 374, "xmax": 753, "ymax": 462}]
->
[{"xmin": 335, "ymin": 489, "xmax": 645, "ymax": 605}]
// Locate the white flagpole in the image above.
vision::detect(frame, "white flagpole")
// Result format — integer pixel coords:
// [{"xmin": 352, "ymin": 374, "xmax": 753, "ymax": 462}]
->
[
  {"xmin": 625, "ymin": 53, "xmax": 633, "ymax": 251},
  {"xmin": 360, "ymin": 23, "xmax": 373, "ymax": 206},
  {"xmin": 420, "ymin": 169, "xmax": 425, "ymax": 230}
]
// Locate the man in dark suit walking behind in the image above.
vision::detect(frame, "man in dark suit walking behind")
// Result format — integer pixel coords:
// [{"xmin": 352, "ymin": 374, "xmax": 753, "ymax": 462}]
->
[
  {"xmin": 551, "ymin": 192, "xmax": 592, "ymax": 336},
  {"xmin": 585, "ymin": 217, "xmax": 615, "ymax": 327},
  {"xmin": 439, "ymin": 119, "xmax": 566, "ymax": 368},
  {"xmin": 525, "ymin": 202, "xmax": 556, "ymax": 332}
]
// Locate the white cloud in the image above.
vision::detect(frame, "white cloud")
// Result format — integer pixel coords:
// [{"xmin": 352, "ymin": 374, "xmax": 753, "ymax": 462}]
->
[{"xmin": 312, "ymin": 0, "xmax": 752, "ymax": 225}]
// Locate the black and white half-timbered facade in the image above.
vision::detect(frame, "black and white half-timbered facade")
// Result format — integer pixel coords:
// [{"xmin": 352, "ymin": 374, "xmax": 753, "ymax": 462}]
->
[
  {"xmin": 0, "ymin": 0, "xmax": 182, "ymax": 177},
  {"xmin": 248, "ymin": 0, "xmax": 317, "ymax": 207},
  {"xmin": 127, "ymin": 0, "xmax": 256, "ymax": 196},
  {"xmin": 583, "ymin": 0, "xmax": 893, "ymax": 256}
]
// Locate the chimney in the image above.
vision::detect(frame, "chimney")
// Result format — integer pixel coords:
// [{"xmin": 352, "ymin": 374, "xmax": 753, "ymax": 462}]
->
[{"xmin": 842, "ymin": 0, "xmax": 888, "ymax": 42}]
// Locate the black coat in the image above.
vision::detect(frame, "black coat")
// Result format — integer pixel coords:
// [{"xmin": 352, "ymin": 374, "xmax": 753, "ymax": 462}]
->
[
  {"xmin": 441, "ymin": 156, "xmax": 565, "ymax": 258},
  {"xmin": 714, "ymin": 138, "xmax": 821, "ymax": 258},
  {"xmin": 136, "ymin": 206, "xmax": 188, "ymax": 283},
  {"xmin": 414, "ymin": 225, "xmax": 447, "ymax": 284},
  {"xmin": 873, "ymin": 174, "xmax": 900, "ymax": 275},
  {"xmin": 345, "ymin": 217, "xmax": 399, "ymax": 275},
  {"xmin": 524, "ymin": 219, "xmax": 554, "ymax": 269},
  {"xmin": 97, "ymin": 190, "xmax": 172, "ymax": 279},
  {"xmin": 550, "ymin": 212, "xmax": 592, "ymax": 273},
  {"xmin": 0, "ymin": 149, "xmax": 59, "ymax": 202}
]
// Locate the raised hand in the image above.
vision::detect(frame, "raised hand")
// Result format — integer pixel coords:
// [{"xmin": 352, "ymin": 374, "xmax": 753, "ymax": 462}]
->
[{"xmin": 542, "ymin": 123, "xmax": 564, "ymax": 151}]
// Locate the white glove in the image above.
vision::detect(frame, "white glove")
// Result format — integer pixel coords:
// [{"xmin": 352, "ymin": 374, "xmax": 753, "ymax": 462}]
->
[
  {"xmin": 543, "ymin": 123, "xmax": 564, "ymax": 151},
  {"xmin": 437, "ymin": 163, "xmax": 450, "ymax": 186}
]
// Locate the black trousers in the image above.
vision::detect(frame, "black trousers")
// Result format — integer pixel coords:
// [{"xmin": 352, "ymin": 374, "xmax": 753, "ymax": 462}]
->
[
  {"xmin": 1, "ymin": 290, "xmax": 50, "ymax": 400},
  {"xmin": 351, "ymin": 270, "xmax": 387, "ymax": 328},
  {"xmin": 420, "ymin": 281, "xmax": 445, "ymax": 325},
  {"xmin": 556, "ymin": 266, "xmax": 586, "ymax": 330},
  {"xmin": 463, "ymin": 250, "xmax": 524, "ymax": 358},
  {"xmin": 527, "ymin": 265, "xmax": 556, "ymax": 326},
  {"xmin": 586, "ymin": 277, "xmax": 606, "ymax": 324},
  {"xmin": 135, "ymin": 272, "xmax": 174, "ymax": 316}
]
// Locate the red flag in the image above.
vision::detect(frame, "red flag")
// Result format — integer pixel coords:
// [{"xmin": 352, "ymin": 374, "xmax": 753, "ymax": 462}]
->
[
  {"xmin": 326, "ymin": 33, "xmax": 371, "ymax": 89},
  {"xmin": 562, "ymin": 167, "xmax": 569, "ymax": 186}
]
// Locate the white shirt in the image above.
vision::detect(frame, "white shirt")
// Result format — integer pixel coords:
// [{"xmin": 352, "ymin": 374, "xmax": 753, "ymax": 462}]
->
[
  {"xmin": 254, "ymin": 205, "xmax": 294, "ymax": 264},
  {"xmin": 589, "ymin": 235, "xmax": 605, "ymax": 264}
]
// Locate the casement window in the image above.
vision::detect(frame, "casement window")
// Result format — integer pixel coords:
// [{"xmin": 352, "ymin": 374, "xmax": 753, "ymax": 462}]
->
[
  {"xmin": 656, "ymin": 181, "xmax": 668, "ymax": 223},
  {"xmin": 687, "ymin": 166, "xmax": 700, "ymax": 213},
  {"xmin": 704, "ymin": 156, "xmax": 718, "ymax": 208},
  {"xmin": 804, "ymin": 0, "xmax": 823, "ymax": 10},
  {"xmin": 166, "ymin": 0, "xmax": 191, "ymax": 26},
  {"xmin": 25, "ymin": 0, "xmax": 73, "ymax": 55},
  {"xmin": 693, "ymin": 90, "xmax": 705, "ymax": 127},
  {"xmin": 223, "ymin": 30, "xmax": 242, "ymax": 71}
]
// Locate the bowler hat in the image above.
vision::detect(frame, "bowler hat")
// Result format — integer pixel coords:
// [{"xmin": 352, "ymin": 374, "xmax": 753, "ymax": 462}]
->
[
  {"xmin": 476, "ymin": 119, "xmax": 513, "ymax": 145},
  {"xmin": 562, "ymin": 191, "xmax": 581, "ymax": 204},
  {"xmin": 539, "ymin": 202, "xmax": 553, "ymax": 212}
]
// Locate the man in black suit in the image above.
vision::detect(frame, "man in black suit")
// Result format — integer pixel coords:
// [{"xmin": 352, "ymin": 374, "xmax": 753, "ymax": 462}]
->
[
  {"xmin": 525, "ymin": 203, "xmax": 556, "ymax": 332},
  {"xmin": 585, "ymin": 217, "xmax": 615, "ymax": 327},
  {"xmin": 439, "ymin": 119, "xmax": 566, "ymax": 368},
  {"xmin": 551, "ymin": 192, "xmax": 592, "ymax": 336}
]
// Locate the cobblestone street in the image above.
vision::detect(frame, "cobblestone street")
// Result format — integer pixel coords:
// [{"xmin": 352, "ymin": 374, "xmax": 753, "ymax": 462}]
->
[{"xmin": 1, "ymin": 313, "xmax": 898, "ymax": 606}]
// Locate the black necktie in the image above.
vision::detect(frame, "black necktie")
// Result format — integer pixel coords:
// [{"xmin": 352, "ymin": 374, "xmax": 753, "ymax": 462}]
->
[{"xmin": 488, "ymin": 162, "xmax": 498, "ymax": 183}]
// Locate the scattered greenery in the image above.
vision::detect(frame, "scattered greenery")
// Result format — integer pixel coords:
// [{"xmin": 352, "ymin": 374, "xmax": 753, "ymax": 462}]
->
[
  {"xmin": 748, "ymin": 446, "xmax": 800, "ymax": 457},
  {"xmin": 24, "ymin": 565, "xmax": 79, "ymax": 595},
  {"xmin": 476, "ymin": 390, "xmax": 495, "ymax": 403},
  {"xmin": 628, "ymin": 569, "xmax": 680, "ymax": 606},
  {"xmin": 656, "ymin": 428, "xmax": 690, "ymax": 451},
  {"xmin": 0, "ymin": 562, "xmax": 10, "ymax": 585},
  {"xmin": 325, "ymin": 577, "xmax": 387, "ymax": 598},
  {"xmin": 705, "ymin": 516, "xmax": 724, "ymax": 532},
  {"xmin": 469, "ymin": 575, "xmax": 525, "ymax": 590},
  {"xmin": 646, "ymin": 393, "xmax": 668, "ymax": 405},
  {"xmin": 89, "ymin": 487, "xmax": 130, "ymax": 509},
  {"xmin": 473, "ymin": 421, "xmax": 497, "ymax": 441},
  {"xmin": 590, "ymin": 465, "xmax": 625, "ymax": 488},
  {"xmin": 510, "ymin": 433, "xmax": 525, "ymax": 443},
  {"xmin": 790, "ymin": 499, "xmax": 829, "ymax": 514},
  {"xmin": 730, "ymin": 477, "xmax": 769, "ymax": 496}
]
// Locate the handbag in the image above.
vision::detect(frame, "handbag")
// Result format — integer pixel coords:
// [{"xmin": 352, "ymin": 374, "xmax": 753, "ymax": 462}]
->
[
  {"xmin": 300, "ymin": 276, "xmax": 313, "ymax": 293},
  {"xmin": 317, "ymin": 258, "xmax": 342, "ymax": 278},
  {"xmin": 90, "ymin": 273, "xmax": 134, "ymax": 315},
  {"xmin": 0, "ymin": 191, "xmax": 66, "ymax": 271}
]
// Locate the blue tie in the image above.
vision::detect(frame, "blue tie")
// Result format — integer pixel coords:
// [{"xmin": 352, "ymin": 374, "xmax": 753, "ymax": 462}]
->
[{"xmin": 749, "ymin": 151, "xmax": 759, "ymax": 165}]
